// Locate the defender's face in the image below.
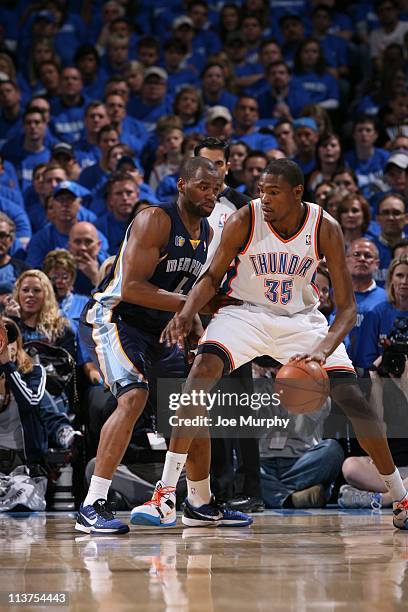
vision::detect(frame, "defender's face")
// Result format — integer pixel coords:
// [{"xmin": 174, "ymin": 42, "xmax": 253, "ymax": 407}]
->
[
  {"xmin": 258, "ymin": 174, "xmax": 303, "ymax": 223},
  {"xmin": 180, "ymin": 168, "xmax": 220, "ymax": 217}
]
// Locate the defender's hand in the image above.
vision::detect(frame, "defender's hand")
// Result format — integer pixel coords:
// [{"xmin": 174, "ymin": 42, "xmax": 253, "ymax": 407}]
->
[{"xmin": 160, "ymin": 312, "xmax": 194, "ymax": 349}]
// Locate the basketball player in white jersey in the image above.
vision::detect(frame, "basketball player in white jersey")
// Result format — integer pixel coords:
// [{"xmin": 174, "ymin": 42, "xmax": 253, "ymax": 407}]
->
[{"xmin": 131, "ymin": 158, "xmax": 408, "ymax": 530}]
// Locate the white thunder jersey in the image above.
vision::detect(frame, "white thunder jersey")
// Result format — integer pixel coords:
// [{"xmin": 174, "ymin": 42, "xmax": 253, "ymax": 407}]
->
[{"xmin": 226, "ymin": 199, "xmax": 322, "ymax": 316}]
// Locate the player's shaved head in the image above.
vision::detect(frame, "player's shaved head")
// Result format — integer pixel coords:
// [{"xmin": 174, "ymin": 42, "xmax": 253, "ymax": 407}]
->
[
  {"xmin": 263, "ymin": 158, "xmax": 304, "ymax": 187},
  {"xmin": 179, "ymin": 156, "xmax": 218, "ymax": 181}
]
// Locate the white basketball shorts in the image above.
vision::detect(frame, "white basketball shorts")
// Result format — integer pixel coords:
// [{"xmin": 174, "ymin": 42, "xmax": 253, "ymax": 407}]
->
[{"xmin": 197, "ymin": 303, "xmax": 355, "ymax": 374}]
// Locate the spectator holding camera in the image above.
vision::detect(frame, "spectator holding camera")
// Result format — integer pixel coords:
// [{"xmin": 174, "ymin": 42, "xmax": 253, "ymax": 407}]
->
[{"xmin": 352, "ymin": 254, "xmax": 408, "ymax": 370}]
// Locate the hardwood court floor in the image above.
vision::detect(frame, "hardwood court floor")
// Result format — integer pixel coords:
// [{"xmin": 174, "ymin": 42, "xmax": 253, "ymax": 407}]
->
[{"xmin": 0, "ymin": 509, "xmax": 407, "ymax": 612}]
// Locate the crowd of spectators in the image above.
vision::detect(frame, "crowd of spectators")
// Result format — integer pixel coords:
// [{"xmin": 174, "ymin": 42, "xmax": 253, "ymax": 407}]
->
[{"xmin": 0, "ymin": 0, "xmax": 407, "ymax": 511}]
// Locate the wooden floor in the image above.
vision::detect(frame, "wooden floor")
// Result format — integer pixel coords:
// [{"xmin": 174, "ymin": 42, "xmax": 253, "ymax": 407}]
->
[{"xmin": 0, "ymin": 509, "xmax": 407, "ymax": 612}]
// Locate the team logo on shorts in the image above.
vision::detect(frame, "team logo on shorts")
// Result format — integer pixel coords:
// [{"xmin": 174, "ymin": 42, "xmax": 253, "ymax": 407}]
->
[
  {"xmin": 305, "ymin": 234, "xmax": 311, "ymax": 245},
  {"xmin": 175, "ymin": 235, "xmax": 185, "ymax": 247}
]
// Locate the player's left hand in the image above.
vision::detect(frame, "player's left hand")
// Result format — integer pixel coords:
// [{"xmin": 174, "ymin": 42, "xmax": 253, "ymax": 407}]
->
[{"xmin": 290, "ymin": 350, "xmax": 328, "ymax": 365}]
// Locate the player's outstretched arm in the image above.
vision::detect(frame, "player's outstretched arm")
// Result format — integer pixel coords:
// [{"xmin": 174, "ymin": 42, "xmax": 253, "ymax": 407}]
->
[
  {"xmin": 121, "ymin": 207, "xmax": 188, "ymax": 312},
  {"xmin": 291, "ymin": 213, "xmax": 357, "ymax": 364},
  {"xmin": 160, "ymin": 206, "xmax": 250, "ymax": 347}
]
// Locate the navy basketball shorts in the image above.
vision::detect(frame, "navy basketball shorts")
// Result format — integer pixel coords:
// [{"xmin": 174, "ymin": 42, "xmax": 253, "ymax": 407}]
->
[{"xmin": 79, "ymin": 300, "xmax": 186, "ymax": 399}]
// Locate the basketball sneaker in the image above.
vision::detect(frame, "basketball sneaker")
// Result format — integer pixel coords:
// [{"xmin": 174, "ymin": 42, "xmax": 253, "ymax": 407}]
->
[
  {"xmin": 338, "ymin": 485, "xmax": 382, "ymax": 510},
  {"xmin": 130, "ymin": 481, "xmax": 177, "ymax": 527},
  {"xmin": 75, "ymin": 499, "xmax": 130, "ymax": 535},
  {"xmin": 393, "ymin": 496, "xmax": 408, "ymax": 529},
  {"xmin": 182, "ymin": 497, "xmax": 253, "ymax": 527}
]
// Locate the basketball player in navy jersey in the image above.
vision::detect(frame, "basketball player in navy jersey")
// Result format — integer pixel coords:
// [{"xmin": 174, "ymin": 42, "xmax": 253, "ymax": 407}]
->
[
  {"xmin": 75, "ymin": 157, "xmax": 251, "ymax": 534},
  {"xmin": 132, "ymin": 158, "xmax": 408, "ymax": 530}
]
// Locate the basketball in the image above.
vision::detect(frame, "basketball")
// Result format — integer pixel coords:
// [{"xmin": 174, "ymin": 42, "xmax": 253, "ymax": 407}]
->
[{"xmin": 275, "ymin": 359, "xmax": 330, "ymax": 414}]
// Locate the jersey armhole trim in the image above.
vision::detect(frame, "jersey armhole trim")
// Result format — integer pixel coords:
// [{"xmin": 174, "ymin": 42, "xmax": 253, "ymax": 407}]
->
[
  {"xmin": 314, "ymin": 205, "xmax": 323, "ymax": 260},
  {"xmin": 239, "ymin": 201, "xmax": 254, "ymax": 255}
]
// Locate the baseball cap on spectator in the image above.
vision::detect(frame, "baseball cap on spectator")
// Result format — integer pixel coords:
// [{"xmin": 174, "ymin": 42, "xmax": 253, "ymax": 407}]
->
[
  {"xmin": 116, "ymin": 155, "xmax": 143, "ymax": 173},
  {"xmin": 144, "ymin": 67, "xmax": 168, "ymax": 81},
  {"xmin": 385, "ymin": 152, "xmax": 408, "ymax": 171},
  {"xmin": 293, "ymin": 117, "xmax": 318, "ymax": 132},
  {"xmin": 33, "ymin": 10, "xmax": 56, "ymax": 23},
  {"xmin": 52, "ymin": 143, "xmax": 75, "ymax": 159},
  {"xmin": 53, "ymin": 181, "xmax": 83, "ymax": 198},
  {"xmin": 206, "ymin": 106, "xmax": 232, "ymax": 123},
  {"xmin": 173, "ymin": 16, "xmax": 194, "ymax": 29}
]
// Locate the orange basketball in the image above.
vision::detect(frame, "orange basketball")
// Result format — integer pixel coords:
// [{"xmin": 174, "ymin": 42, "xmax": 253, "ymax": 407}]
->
[{"xmin": 275, "ymin": 359, "xmax": 330, "ymax": 414}]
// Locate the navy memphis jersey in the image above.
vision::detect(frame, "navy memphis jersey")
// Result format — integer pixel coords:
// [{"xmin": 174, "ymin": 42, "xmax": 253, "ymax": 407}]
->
[{"xmin": 91, "ymin": 201, "xmax": 210, "ymax": 335}]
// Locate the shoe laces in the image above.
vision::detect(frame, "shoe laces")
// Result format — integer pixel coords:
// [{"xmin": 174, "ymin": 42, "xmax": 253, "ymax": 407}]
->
[
  {"xmin": 395, "ymin": 497, "xmax": 408, "ymax": 510},
  {"xmin": 370, "ymin": 493, "xmax": 382, "ymax": 511},
  {"xmin": 93, "ymin": 499, "xmax": 116, "ymax": 520},
  {"xmin": 144, "ymin": 485, "xmax": 176, "ymax": 507}
]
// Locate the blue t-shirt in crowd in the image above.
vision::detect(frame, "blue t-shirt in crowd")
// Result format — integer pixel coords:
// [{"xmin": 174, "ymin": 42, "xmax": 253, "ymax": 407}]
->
[
  {"xmin": 50, "ymin": 97, "xmax": 88, "ymax": 145},
  {"xmin": 347, "ymin": 283, "xmax": 387, "ymax": 365},
  {"xmin": 354, "ymin": 300, "xmax": 408, "ymax": 368},
  {"xmin": 234, "ymin": 130, "xmax": 278, "ymax": 153},
  {"xmin": 1, "ymin": 140, "xmax": 51, "ymax": 191},
  {"xmin": 293, "ymin": 155, "xmax": 317, "ymax": 177},
  {"xmin": 318, "ymin": 34, "xmax": 348, "ymax": 68},
  {"xmin": 26, "ymin": 223, "xmax": 109, "ymax": 269},
  {"xmin": 0, "ymin": 161, "xmax": 19, "ymax": 190},
  {"xmin": 24, "ymin": 188, "xmax": 97, "ymax": 234},
  {"xmin": 79, "ymin": 163, "xmax": 109, "ymax": 193},
  {"xmin": 127, "ymin": 96, "xmax": 174, "ymax": 133},
  {"xmin": 0, "ymin": 257, "xmax": 29, "ymax": 294},
  {"xmin": 59, "ymin": 292, "xmax": 89, "ymax": 331},
  {"xmin": 0, "ymin": 196, "xmax": 32, "ymax": 239},
  {"xmin": 294, "ymin": 71, "xmax": 339, "ymax": 106},
  {"xmin": 258, "ymin": 78, "xmax": 309, "ymax": 119},
  {"xmin": 54, "ymin": 14, "xmax": 87, "ymax": 64},
  {"xmin": 74, "ymin": 138, "xmax": 101, "ymax": 170},
  {"xmin": 345, "ymin": 148, "xmax": 390, "ymax": 193},
  {"xmin": 156, "ymin": 173, "xmax": 178, "ymax": 203},
  {"xmin": 167, "ymin": 69, "xmax": 200, "ymax": 96},
  {"xmin": 95, "ymin": 212, "xmax": 129, "ymax": 256},
  {"xmin": 202, "ymin": 90, "xmax": 238, "ymax": 113}
]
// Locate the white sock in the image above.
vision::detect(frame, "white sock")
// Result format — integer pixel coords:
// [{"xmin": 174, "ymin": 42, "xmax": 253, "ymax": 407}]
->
[
  {"xmin": 380, "ymin": 468, "xmax": 407, "ymax": 502},
  {"xmin": 187, "ymin": 476, "xmax": 211, "ymax": 507},
  {"xmin": 84, "ymin": 475, "xmax": 112, "ymax": 507},
  {"xmin": 161, "ymin": 451, "xmax": 187, "ymax": 488}
]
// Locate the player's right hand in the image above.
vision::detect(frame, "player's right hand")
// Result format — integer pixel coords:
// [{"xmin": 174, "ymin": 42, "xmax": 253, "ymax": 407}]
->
[{"xmin": 160, "ymin": 312, "xmax": 193, "ymax": 349}]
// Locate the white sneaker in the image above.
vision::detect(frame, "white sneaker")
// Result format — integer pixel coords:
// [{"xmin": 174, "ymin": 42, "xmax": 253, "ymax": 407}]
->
[
  {"xmin": 338, "ymin": 485, "xmax": 382, "ymax": 510},
  {"xmin": 393, "ymin": 496, "xmax": 408, "ymax": 529},
  {"xmin": 57, "ymin": 426, "xmax": 83, "ymax": 449},
  {"xmin": 130, "ymin": 481, "xmax": 176, "ymax": 527}
]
